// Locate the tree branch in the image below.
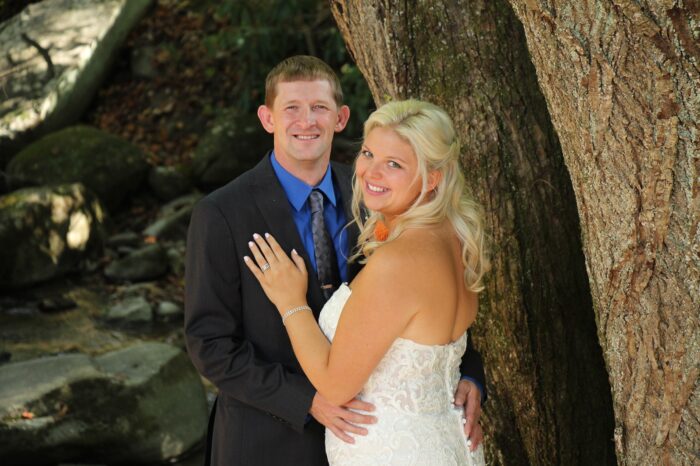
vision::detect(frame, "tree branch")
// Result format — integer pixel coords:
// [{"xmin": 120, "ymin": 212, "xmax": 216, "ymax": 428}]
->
[{"xmin": 20, "ymin": 32, "xmax": 54, "ymax": 81}]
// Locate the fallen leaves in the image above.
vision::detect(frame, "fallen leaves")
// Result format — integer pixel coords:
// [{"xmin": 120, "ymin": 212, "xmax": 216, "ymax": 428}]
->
[{"xmin": 84, "ymin": 0, "xmax": 240, "ymax": 169}]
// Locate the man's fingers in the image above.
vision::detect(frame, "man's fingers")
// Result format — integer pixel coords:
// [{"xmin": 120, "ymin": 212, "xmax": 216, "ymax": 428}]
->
[
  {"xmin": 467, "ymin": 423, "xmax": 483, "ymax": 451},
  {"xmin": 345, "ymin": 399, "xmax": 375, "ymax": 412},
  {"xmin": 454, "ymin": 380, "xmax": 468, "ymax": 406},
  {"xmin": 465, "ymin": 388, "xmax": 482, "ymax": 424},
  {"xmin": 463, "ymin": 390, "xmax": 481, "ymax": 439},
  {"xmin": 343, "ymin": 410, "xmax": 376, "ymax": 425},
  {"xmin": 328, "ymin": 426, "xmax": 355, "ymax": 444},
  {"xmin": 331, "ymin": 411, "xmax": 375, "ymax": 426},
  {"xmin": 463, "ymin": 413, "xmax": 474, "ymax": 439},
  {"xmin": 339, "ymin": 399, "xmax": 376, "ymax": 425},
  {"xmin": 334, "ymin": 418, "xmax": 368, "ymax": 436},
  {"xmin": 336, "ymin": 403, "xmax": 376, "ymax": 425}
]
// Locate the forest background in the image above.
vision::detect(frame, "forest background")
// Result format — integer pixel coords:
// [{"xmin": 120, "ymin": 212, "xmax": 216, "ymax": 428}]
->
[{"xmin": 0, "ymin": 1, "xmax": 697, "ymax": 466}]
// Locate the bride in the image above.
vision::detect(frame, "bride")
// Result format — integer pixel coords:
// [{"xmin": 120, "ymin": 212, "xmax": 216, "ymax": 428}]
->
[{"xmin": 244, "ymin": 99, "xmax": 488, "ymax": 465}]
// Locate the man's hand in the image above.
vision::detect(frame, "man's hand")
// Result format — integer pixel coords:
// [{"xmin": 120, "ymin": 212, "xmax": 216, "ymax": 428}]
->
[
  {"xmin": 310, "ymin": 392, "xmax": 376, "ymax": 444},
  {"xmin": 454, "ymin": 379, "xmax": 483, "ymax": 451}
]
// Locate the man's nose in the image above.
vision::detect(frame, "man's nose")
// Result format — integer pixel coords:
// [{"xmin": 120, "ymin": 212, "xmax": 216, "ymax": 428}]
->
[{"xmin": 298, "ymin": 107, "xmax": 316, "ymax": 126}]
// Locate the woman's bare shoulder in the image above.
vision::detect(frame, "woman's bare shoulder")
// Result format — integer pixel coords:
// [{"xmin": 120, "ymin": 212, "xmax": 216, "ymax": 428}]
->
[{"xmin": 361, "ymin": 229, "xmax": 446, "ymax": 285}]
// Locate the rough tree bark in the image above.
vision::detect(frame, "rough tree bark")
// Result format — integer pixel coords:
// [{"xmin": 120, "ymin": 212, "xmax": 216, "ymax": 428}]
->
[
  {"xmin": 331, "ymin": 1, "xmax": 616, "ymax": 465},
  {"xmin": 505, "ymin": 2, "xmax": 700, "ymax": 465}
]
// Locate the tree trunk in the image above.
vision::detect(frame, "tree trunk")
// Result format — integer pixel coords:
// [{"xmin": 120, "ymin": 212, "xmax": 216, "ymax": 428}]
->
[
  {"xmin": 504, "ymin": 2, "xmax": 700, "ymax": 465},
  {"xmin": 331, "ymin": 1, "xmax": 616, "ymax": 465}
]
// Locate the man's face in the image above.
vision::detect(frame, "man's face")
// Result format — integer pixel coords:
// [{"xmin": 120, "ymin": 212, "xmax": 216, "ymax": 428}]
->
[{"xmin": 257, "ymin": 80, "xmax": 349, "ymax": 176}]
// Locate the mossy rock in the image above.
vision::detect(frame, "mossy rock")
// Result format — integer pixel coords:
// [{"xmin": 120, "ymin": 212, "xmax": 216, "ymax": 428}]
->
[
  {"xmin": 148, "ymin": 164, "xmax": 193, "ymax": 201},
  {"xmin": 0, "ymin": 183, "xmax": 106, "ymax": 289},
  {"xmin": 192, "ymin": 109, "xmax": 271, "ymax": 189},
  {"xmin": 6, "ymin": 125, "xmax": 149, "ymax": 210},
  {"xmin": 0, "ymin": 0, "xmax": 155, "ymax": 167},
  {"xmin": 0, "ymin": 343, "xmax": 208, "ymax": 464}
]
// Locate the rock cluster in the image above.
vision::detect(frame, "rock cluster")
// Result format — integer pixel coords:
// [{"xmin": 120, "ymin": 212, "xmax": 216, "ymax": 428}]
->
[
  {"xmin": 7, "ymin": 125, "xmax": 150, "ymax": 210},
  {"xmin": 0, "ymin": 183, "xmax": 106, "ymax": 288},
  {"xmin": 0, "ymin": 1, "xmax": 282, "ymax": 463},
  {"xmin": 0, "ymin": 0, "xmax": 155, "ymax": 164},
  {"xmin": 0, "ymin": 343, "xmax": 208, "ymax": 465}
]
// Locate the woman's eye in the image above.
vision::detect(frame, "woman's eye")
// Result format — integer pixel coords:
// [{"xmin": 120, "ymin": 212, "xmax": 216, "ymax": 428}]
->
[
  {"xmin": 388, "ymin": 160, "xmax": 402, "ymax": 169},
  {"xmin": 360, "ymin": 150, "xmax": 373, "ymax": 158}
]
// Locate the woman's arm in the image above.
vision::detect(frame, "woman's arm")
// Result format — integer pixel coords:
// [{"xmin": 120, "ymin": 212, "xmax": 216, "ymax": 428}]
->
[{"xmin": 245, "ymin": 233, "xmax": 417, "ymax": 405}]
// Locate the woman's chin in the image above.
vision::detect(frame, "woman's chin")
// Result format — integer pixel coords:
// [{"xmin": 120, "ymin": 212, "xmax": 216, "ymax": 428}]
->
[{"xmin": 362, "ymin": 199, "xmax": 383, "ymax": 213}]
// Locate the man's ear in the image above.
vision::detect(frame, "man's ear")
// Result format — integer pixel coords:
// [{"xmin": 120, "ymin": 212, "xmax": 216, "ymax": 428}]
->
[
  {"xmin": 257, "ymin": 105, "xmax": 275, "ymax": 134},
  {"xmin": 335, "ymin": 105, "xmax": 350, "ymax": 132}
]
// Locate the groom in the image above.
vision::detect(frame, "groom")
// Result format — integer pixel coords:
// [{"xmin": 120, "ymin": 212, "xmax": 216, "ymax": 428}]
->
[{"xmin": 185, "ymin": 55, "xmax": 485, "ymax": 466}]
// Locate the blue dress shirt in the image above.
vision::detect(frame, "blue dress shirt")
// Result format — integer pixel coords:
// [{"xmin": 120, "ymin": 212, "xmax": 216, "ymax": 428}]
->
[{"xmin": 270, "ymin": 153, "xmax": 349, "ymax": 283}]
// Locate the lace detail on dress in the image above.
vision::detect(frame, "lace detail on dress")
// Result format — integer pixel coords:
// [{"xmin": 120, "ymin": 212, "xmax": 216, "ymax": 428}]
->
[{"xmin": 318, "ymin": 284, "xmax": 486, "ymax": 466}]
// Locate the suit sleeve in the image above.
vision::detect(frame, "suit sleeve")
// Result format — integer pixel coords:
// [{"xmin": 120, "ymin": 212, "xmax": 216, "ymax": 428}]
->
[
  {"xmin": 184, "ymin": 198, "xmax": 316, "ymax": 432},
  {"xmin": 460, "ymin": 328, "xmax": 488, "ymax": 402}
]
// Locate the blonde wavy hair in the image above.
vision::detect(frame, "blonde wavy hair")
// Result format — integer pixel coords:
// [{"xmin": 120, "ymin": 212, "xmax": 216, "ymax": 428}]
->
[{"xmin": 350, "ymin": 99, "xmax": 489, "ymax": 292}]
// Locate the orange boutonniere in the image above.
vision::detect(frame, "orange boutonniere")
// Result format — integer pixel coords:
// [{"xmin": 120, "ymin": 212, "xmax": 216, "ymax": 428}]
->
[{"xmin": 374, "ymin": 221, "xmax": 389, "ymax": 241}]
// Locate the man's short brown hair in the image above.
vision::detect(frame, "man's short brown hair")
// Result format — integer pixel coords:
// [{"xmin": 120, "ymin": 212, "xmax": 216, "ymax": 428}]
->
[{"xmin": 264, "ymin": 55, "xmax": 344, "ymax": 107}]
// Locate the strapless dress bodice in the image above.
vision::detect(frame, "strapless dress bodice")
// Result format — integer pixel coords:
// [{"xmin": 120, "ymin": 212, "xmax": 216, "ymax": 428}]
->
[{"xmin": 317, "ymin": 284, "xmax": 486, "ymax": 466}]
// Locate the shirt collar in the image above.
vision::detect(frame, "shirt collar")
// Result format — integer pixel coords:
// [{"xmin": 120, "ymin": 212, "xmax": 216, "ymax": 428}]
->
[{"xmin": 270, "ymin": 152, "xmax": 337, "ymax": 211}]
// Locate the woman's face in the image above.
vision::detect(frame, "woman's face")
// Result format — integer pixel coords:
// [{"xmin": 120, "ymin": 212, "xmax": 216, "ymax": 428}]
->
[{"xmin": 355, "ymin": 126, "xmax": 425, "ymax": 225}]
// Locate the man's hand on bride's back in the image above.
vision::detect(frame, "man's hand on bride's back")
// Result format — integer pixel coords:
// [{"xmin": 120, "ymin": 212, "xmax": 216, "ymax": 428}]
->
[
  {"xmin": 310, "ymin": 393, "xmax": 377, "ymax": 444},
  {"xmin": 454, "ymin": 379, "xmax": 483, "ymax": 451}
]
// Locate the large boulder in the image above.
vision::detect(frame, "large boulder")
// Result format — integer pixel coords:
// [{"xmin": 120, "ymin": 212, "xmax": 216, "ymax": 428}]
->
[
  {"xmin": 142, "ymin": 192, "xmax": 202, "ymax": 241},
  {"xmin": 0, "ymin": 0, "xmax": 154, "ymax": 165},
  {"xmin": 6, "ymin": 125, "xmax": 149, "ymax": 210},
  {"xmin": 104, "ymin": 295, "xmax": 153, "ymax": 323},
  {"xmin": 104, "ymin": 244, "xmax": 169, "ymax": 282},
  {"xmin": 192, "ymin": 108, "xmax": 271, "ymax": 189},
  {"xmin": 0, "ymin": 183, "xmax": 106, "ymax": 289},
  {"xmin": 0, "ymin": 342, "xmax": 208, "ymax": 465},
  {"xmin": 148, "ymin": 165, "xmax": 193, "ymax": 201}
]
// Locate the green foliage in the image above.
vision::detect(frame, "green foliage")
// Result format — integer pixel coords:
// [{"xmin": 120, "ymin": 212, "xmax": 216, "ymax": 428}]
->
[{"xmin": 203, "ymin": 0, "xmax": 372, "ymax": 138}]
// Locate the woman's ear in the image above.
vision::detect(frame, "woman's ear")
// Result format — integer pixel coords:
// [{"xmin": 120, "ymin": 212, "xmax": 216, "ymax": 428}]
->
[{"xmin": 427, "ymin": 170, "xmax": 442, "ymax": 192}]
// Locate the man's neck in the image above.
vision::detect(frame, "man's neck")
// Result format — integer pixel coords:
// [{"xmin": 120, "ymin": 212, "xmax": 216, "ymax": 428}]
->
[{"xmin": 274, "ymin": 155, "xmax": 330, "ymax": 186}]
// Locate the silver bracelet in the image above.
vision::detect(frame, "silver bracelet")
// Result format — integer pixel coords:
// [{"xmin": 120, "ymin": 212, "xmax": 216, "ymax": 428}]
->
[{"xmin": 281, "ymin": 305, "xmax": 311, "ymax": 326}]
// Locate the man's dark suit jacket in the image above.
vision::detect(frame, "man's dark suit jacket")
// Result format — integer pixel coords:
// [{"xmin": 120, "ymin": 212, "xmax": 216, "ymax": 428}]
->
[{"xmin": 184, "ymin": 154, "xmax": 486, "ymax": 466}]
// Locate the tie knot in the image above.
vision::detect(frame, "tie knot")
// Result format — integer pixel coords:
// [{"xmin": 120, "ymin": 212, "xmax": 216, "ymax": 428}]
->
[{"xmin": 309, "ymin": 190, "xmax": 324, "ymax": 214}]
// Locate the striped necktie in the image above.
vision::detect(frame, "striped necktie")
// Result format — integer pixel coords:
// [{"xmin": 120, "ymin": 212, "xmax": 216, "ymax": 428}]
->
[{"xmin": 308, "ymin": 189, "xmax": 341, "ymax": 301}]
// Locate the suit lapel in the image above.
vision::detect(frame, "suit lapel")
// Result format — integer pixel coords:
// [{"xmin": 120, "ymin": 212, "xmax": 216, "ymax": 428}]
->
[
  {"xmin": 251, "ymin": 154, "xmax": 325, "ymax": 314},
  {"xmin": 331, "ymin": 161, "xmax": 362, "ymax": 281}
]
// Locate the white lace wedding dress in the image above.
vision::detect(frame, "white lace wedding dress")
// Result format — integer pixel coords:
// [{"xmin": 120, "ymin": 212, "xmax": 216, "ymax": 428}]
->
[{"xmin": 318, "ymin": 284, "xmax": 487, "ymax": 466}]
